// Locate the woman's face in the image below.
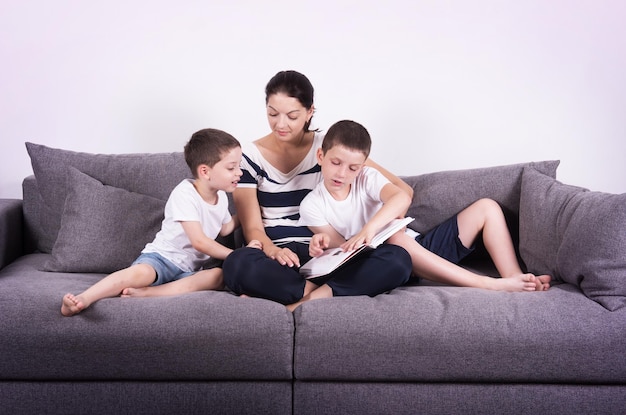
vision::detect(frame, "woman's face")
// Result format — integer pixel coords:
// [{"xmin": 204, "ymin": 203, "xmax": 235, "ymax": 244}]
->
[{"xmin": 266, "ymin": 92, "xmax": 314, "ymax": 142}]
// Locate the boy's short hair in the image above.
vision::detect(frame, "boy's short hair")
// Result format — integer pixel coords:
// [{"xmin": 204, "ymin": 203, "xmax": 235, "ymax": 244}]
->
[
  {"xmin": 321, "ymin": 120, "xmax": 371, "ymax": 158},
  {"xmin": 184, "ymin": 128, "xmax": 241, "ymax": 178}
]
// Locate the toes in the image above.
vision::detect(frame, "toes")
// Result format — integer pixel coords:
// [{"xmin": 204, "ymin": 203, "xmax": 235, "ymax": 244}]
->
[{"xmin": 538, "ymin": 274, "xmax": 552, "ymax": 283}]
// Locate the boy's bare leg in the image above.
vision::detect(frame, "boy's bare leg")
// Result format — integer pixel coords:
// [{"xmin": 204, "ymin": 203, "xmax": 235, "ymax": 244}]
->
[
  {"xmin": 121, "ymin": 268, "xmax": 224, "ymax": 298},
  {"xmin": 387, "ymin": 232, "xmax": 538, "ymax": 292},
  {"xmin": 457, "ymin": 198, "xmax": 550, "ymax": 290},
  {"xmin": 286, "ymin": 284, "xmax": 333, "ymax": 312},
  {"xmin": 61, "ymin": 264, "xmax": 156, "ymax": 316}
]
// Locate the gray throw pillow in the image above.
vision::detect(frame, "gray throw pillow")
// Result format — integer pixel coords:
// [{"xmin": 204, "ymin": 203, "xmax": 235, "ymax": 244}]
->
[
  {"xmin": 519, "ymin": 167, "xmax": 587, "ymax": 279},
  {"xmin": 556, "ymin": 188, "xmax": 626, "ymax": 311},
  {"xmin": 25, "ymin": 142, "xmax": 190, "ymax": 253},
  {"xmin": 402, "ymin": 160, "xmax": 560, "ymax": 234},
  {"xmin": 520, "ymin": 167, "xmax": 626, "ymax": 311},
  {"xmin": 44, "ymin": 167, "xmax": 166, "ymax": 274}
]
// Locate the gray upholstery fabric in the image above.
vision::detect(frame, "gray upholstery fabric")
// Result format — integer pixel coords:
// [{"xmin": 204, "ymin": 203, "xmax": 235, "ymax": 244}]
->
[
  {"xmin": 293, "ymin": 283, "xmax": 626, "ymax": 383},
  {"xmin": 1, "ymin": 381, "xmax": 292, "ymax": 415},
  {"xmin": 0, "ymin": 254, "xmax": 294, "ymax": 381},
  {"xmin": 294, "ymin": 382, "xmax": 626, "ymax": 415},
  {"xmin": 21, "ymin": 176, "xmax": 42, "ymax": 254},
  {"xmin": 519, "ymin": 167, "xmax": 588, "ymax": 279},
  {"xmin": 402, "ymin": 160, "xmax": 559, "ymax": 234},
  {"xmin": 520, "ymin": 167, "xmax": 626, "ymax": 311},
  {"xmin": 0, "ymin": 199, "xmax": 23, "ymax": 269},
  {"xmin": 556, "ymin": 187, "xmax": 626, "ymax": 311},
  {"xmin": 25, "ymin": 142, "xmax": 190, "ymax": 253},
  {"xmin": 44, "ymin": 167, "xmax": 166, "ymax": 273}
]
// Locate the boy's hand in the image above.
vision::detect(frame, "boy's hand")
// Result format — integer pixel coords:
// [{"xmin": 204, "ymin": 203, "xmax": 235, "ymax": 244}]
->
[
  {"xmin": 341, "ymin": 226, "xmax": 375, "ymax": 252},
  {"xmin": 247, "ymin": 240, "xmax": 262, "ymax": 250},
  {"xmin": 309, "ymin": 233, "xmax": 330, "ymax": 257}
]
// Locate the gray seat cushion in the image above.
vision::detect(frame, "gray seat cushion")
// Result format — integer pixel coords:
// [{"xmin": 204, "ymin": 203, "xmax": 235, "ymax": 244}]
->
[
  {"xmin": 0, "ymin": 254, "xmax": 294, "ymax": 381},
  {"xmin": 293, "ymin": 282, "xmax": 626, "ymax": 384}
]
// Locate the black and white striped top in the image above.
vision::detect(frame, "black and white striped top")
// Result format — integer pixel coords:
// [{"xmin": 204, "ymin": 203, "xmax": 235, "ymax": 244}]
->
[{"xmin": 238, "ymin": 132, "xmax": 324, "ymax": 245}]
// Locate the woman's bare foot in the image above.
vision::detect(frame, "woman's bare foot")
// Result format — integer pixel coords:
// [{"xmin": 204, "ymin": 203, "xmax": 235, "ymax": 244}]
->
[{"xmin": 61, "ymin": 293, "xmax": 87, "ymax": 316}]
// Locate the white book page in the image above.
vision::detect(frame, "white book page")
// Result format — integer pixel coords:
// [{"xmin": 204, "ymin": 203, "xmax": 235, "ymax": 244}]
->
[{"xmin": 299, "ymin": 217, "xmax": 414, "ymax": 278}]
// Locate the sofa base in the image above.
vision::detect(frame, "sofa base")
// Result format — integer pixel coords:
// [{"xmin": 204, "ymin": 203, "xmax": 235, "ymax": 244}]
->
[
  {"xmin": 294, "ymin": 381, "xmax": 626, "ymax": 415},
  {"xmin": 0, "ymin": 381, "xmax": 292, "ymax": 415}
]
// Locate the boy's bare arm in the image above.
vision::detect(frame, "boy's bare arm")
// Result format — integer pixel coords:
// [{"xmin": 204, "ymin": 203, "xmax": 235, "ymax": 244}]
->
[
  {"xmin": 220, "ymin": 214, "xmax": 238, "ymax": 237},
  {"xmin": 181, "ymin": 221, "xmax": 234, "ymax": 260},
  {"xmin": 341, "ymin": 182, "xmax": 411, "ymax": 251}
]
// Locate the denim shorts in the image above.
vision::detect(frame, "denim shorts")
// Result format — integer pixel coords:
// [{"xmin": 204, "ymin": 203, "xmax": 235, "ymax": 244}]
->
[
  {"xmin": 415, "ymin": 215, "xmax": 474, "ymax": 264},
  {"xmin": 132, "ymin": 252, "xmax": 195, "ymax": 286}
]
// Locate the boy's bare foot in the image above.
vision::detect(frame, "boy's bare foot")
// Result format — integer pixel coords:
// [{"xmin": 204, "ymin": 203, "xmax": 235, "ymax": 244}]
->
[
  {"xmin": 490, "ymin": 274, "xmax": 538, "ymax": 292},
  {"xmin": 247, "ymin": 240, "xmax": 262, "ymax": 250},
  {"xmin": 120, "ymin": 287, "xmax": 149, "ymax": 297},
  {"xmin": 61, "ymin": 293, "xmax": 87, "ymax": 316},
  {"xmin": 286, "ymin": 303, "xmax": 299, "ymax": 312},
  {"xmin": 498, "ymin": 273, "xmax": 551, "ymax": 292},
  {"xmin": 534, "ymin": 274, "xmax": 551, "ymax": 291}
]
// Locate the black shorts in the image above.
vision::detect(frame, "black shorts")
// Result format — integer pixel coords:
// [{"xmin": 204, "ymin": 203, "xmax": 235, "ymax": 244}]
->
[{"xmin": 415, "ymin": 215, "xmax": 474, "ymax": 264}]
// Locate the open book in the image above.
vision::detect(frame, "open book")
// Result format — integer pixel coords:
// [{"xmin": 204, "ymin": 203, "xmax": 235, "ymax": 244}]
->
[{"xmin": 299, "ymin": 217, "xmax": 415, "ymax": 279}]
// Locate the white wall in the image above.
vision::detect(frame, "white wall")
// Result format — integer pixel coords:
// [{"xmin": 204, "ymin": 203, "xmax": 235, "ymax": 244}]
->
[{"xmin": 1, "ymin": 0, "xmax": 625, "ymax": 199}]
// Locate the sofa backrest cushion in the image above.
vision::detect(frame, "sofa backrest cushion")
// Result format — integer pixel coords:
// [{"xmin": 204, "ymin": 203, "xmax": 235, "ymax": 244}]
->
[
  {"xmin": 26, "ymin": 142, "xmax": 191, "ymax": 253},
  {"xmin": 519, "ymin": 167, "xmax": 626, "ymax": 311}
]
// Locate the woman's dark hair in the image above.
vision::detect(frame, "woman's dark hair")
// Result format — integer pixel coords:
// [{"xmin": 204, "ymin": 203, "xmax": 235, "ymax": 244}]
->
[{"xmin": 265, "ymin": 70, "xmax": 316, "ymax": 132}]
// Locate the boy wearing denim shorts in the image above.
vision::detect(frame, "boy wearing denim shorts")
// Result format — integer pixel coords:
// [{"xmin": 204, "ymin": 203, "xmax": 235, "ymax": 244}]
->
[{"xmin": 61, "ymin": 128, "xmax": 261, "ymax": 316}]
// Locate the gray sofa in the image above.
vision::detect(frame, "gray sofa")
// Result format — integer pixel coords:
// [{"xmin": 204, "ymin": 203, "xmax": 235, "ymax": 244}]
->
[{"xmin": 1, "ymin": 142, "xmax": 624, "ymax": 415}]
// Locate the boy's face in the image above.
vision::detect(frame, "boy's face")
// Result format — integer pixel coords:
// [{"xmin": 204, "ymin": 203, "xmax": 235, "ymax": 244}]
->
[
  {"xmin": 316, "ymin": 145, "xmax": 367, "ymax": 197},
  {"xmin": 205, "ymin": 147, "xmax": 243, "ymax": 193}
]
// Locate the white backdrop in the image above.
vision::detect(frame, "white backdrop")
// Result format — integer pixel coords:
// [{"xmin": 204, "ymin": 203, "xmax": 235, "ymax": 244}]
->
[{"xmin": 1, "ymin": 0, "xmax": 625, "ymax": 199}]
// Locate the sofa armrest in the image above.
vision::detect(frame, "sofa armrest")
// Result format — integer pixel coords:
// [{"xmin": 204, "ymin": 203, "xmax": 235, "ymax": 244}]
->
[{"xmin": 0, "ymin": 199, "xmax": 24, "ymax": 270}]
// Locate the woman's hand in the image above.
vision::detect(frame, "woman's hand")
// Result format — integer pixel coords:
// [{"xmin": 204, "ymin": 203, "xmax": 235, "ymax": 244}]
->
[{"xmin": 266, "ymin": 245, "xmax": 300, "ymax": 268}]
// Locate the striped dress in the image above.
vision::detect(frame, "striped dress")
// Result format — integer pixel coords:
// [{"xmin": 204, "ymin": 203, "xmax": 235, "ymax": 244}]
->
[{"xmin": 238, "ymin": 132, "xmax": 324, "ymax": 246}]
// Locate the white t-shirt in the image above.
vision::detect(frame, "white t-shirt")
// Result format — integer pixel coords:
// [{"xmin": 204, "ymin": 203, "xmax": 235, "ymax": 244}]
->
[
  {"xmin": 142, "ymin": 179, "xmax": 232, "ymax": 272},
  {"xmin": 298, "ymin": 166, "xmax": 390, "ymax": 240}
]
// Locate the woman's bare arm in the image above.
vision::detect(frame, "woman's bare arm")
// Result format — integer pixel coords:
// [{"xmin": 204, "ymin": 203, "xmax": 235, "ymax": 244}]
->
[
  {"xmin": 365, "ymin": 158, "xmax": 414, "ymax": 201},
  {"xmin": 232, "ymin": 187, "xmax": 273, "ymax": 248},
  {"xmin": 232, "ymin": 187, "xmax": 301, "ymax": 267}
]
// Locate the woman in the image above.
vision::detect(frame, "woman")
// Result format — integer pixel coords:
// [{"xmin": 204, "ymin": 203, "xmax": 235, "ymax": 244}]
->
[{"xmin": 223, "ymin": 70, "xmax": 413, "ymax": 308}]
